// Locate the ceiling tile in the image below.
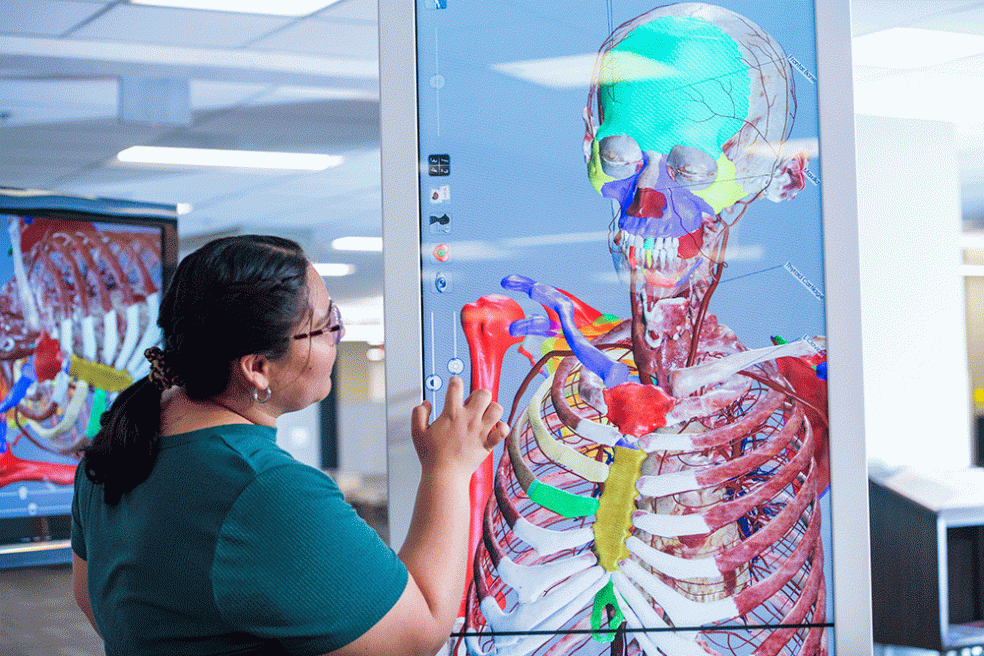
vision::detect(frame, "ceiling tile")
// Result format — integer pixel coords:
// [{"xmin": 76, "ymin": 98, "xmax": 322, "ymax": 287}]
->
[
  {"xmin": 854, "ymin": 68, "xmax": 984, "ymax": 123},
  {"xmin": 249, "ymin": 19, "xmax": 377, "ymax": 60},
  {"xmin": 190, "ymin": 80, "xmax": 274, "ymax": 110},
  {"xmin": 912, "ymin": 3, "xmax": 984, "ymax": 35},
  {"xmin": 932, "ymin": 52, "xmax": 984, "ymax": 76},
  {"xmin": 0, "ymin": 79, "xmax": 117, "ymax": 125},
  {"xmin": 850, "ymin": 0, "xmax": 979, "ymax": 36},
  {"xmin": 1, "ymin": 0, "xmax": 106, "ymax": 37},
  {"xmin": 316, "ymin": 0, "xmax": 376, "ymax": 23},
  {"xmin": 71, "ymin": 4, "xmax": 292, "ymax": 48}
]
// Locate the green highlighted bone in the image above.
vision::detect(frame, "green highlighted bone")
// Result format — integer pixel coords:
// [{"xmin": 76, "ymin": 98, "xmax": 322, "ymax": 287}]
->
[
  {"xmin": 591, "ymin": 578, "xmax": 625, "ymax": 643},
  {"xmin": 85, "ymin": 388, "xmax": 107, "ymax": 439},
  {"xmin": 527, "ymin": 480, "xmax": 600, "ymax": 518}
]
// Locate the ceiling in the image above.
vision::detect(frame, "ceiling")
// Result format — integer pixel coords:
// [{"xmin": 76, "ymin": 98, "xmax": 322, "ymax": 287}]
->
[
  {"xmin": 1, "ymin": 0, "xmax": 384, "ymax": 318},
  {"xmin": 2, "ymin": 0, "xmax": 984, "ymax": 318}
]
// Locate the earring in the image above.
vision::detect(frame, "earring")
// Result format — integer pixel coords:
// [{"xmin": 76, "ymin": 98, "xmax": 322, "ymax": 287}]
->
[{"xmin": 253, "ymin": 386, "xmax": 272, "ymax": 403}]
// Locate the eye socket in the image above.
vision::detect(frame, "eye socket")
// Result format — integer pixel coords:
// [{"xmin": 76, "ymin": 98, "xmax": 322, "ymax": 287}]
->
[
  {"xmin": 598, "ymin": 134, "xmax": 643, "ymax": 180},
  {"xmin": 667, "ymin": 145, "xmax": 718, "ymax": 191}
]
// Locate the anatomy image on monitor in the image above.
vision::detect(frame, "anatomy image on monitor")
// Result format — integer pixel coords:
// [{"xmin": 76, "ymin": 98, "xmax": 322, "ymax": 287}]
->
[
  {"xmin": 452, "ymin": 4, "xmax": 829, "ymax": 655},
  {"xmin": 1, "ymin": 215, "xmax": 163, "ymax": 516}
]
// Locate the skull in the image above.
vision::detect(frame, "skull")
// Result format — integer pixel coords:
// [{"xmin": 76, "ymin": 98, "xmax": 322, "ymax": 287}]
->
[{"xmin": 583, "ymin": 3, "xmax": 808, "ymax": 298}]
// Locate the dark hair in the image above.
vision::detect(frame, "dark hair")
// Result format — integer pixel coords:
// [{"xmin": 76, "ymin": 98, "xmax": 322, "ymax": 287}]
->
[{"xmin": 83, "ymin": 235, "xmax": 309, "ymax": 504}]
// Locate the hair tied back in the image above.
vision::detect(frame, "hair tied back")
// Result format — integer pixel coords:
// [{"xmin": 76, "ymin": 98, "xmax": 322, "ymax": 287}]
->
[{"xmin": 145, "ymin": 347, "xmax": 184, "ymax": 391}]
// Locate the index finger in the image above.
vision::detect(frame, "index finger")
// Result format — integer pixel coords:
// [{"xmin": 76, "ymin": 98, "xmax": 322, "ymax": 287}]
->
[{"xmin": 442, "ymin": 375, "xmax": 464, "ymax": 413}]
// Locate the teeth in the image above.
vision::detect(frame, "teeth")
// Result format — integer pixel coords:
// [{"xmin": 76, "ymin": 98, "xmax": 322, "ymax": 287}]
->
[{"xmin": 621, "ymin": 233, "xmax": 681, "ymax": 271}]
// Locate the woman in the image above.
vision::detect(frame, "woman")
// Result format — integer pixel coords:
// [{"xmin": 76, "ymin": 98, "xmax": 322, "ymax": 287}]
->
[{"xmin": 72, "ymin": 235, "xmax": 507, "ymax": 656}]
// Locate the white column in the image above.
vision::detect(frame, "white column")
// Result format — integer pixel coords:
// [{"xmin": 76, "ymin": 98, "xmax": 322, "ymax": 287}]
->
[{"xmin": 855, "ymin": 115, "xmax": 971, "ymax": 469}]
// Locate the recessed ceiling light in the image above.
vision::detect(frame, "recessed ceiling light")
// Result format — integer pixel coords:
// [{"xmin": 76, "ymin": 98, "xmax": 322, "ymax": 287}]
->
[
  {"xmin": 313, "ymin": 262, "xmax": 355, "ymax": 277},
  {"xmin": 332, "ymin": 236, "xmax": 382, "ymax": 251},
  {"xmin": 853, "ymin": 28, "xmax": 984, "ymax": 69},
  {"xmin": 960, "ymin": 234, "xmax": 984, "ymax": 250},
  {"xmin": 130, "ymin": 0, "xmax": 342, "ymax": 17},
  {"xmin": 116, "ymin": 146, "xmax": 343, "ymax": 170}
]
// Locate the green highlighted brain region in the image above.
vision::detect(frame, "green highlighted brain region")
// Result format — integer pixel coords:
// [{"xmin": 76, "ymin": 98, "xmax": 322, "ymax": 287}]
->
[{"xmin": 595, "ymin": 15, "xmax": 751, "ymax": 159}]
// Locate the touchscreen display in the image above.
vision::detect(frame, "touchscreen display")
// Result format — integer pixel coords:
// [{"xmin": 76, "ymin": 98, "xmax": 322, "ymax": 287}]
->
[
  {"xmin": 1, "ymin": 214, "xmax": 165, "ymax": 529},
  {"xmin": 415, "ymin": 2, "xmax": 832, "ymax": 654}
]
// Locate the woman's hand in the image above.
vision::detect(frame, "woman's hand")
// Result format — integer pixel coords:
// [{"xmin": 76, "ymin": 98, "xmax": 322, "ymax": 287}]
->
[
  {"xmin": 409, "ymin": 376, "xmax": 508, "ymax": 476},
  {"xmin": 328, "ymin": 378, "xmax": 508, "ymax": 656}
]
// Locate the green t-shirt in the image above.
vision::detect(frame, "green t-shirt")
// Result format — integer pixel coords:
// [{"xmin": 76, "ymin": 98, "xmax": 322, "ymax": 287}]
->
[{"xmin": 72, "ymin": 424, "xmax": 408, "ymax": 656}]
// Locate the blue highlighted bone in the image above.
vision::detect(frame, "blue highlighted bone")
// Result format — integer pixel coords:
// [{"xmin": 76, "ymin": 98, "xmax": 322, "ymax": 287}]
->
[{"xmin": 502, "ymin": 274, "xmax": 629, "ymax": 387}]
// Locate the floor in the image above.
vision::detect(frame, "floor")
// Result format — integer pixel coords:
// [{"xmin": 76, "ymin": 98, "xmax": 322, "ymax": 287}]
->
[{"xmin": 1, "ymin": 565, "xmax": 103, "ymax": 656}]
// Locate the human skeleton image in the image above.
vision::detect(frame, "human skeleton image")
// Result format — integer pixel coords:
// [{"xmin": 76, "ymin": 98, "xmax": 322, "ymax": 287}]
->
[
  {"xmin": 1, "ymin": 215, "xmax": 163, "ymax": 493},
  {"xmin": 451, "ymin": 4, "xmax": 831, "ymax": 655}
]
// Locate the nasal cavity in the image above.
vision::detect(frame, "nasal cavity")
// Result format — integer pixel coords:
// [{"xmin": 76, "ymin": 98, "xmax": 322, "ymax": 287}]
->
[{"xmin": 627, "ymin": 188, "xmax": 667, "ymax": 218}]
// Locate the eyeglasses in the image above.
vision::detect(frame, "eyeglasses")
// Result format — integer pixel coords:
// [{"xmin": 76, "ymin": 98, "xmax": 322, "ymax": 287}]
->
[{"xmin": 292, "ymin": 302, "xmax": 343, "ymax": 346}]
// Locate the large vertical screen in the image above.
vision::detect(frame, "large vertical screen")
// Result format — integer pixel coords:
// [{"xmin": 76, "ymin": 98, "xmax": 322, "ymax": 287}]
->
[{"xmin": 413, "ymin": 2, "xmax": 836, "ymax": 654}]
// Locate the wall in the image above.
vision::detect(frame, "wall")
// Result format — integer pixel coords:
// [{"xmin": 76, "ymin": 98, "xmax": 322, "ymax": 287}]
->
[
  {"xmin": 855, "ymin": 115, "xmax": 971, "ymax": 469},
  {"xmin": 965, "ymin": 262, "xmax": 984, "ymax": 431},
  {"xmin": 336, "ymin": 341, "xmax": 388, "ymax": 475}
]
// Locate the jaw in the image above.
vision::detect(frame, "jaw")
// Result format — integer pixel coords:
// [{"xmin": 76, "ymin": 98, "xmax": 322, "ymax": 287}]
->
[
  {"xmin": 612, "ymin": 213, "xmax": 724, "ymax": 302},
  {"xmin": 612, "ymin": 217, "xmax": 726, "ymax": 388}
]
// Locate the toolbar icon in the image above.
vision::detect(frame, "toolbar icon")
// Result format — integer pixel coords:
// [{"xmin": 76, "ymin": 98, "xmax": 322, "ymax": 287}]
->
[
  {"xmin": 428, "ymin": 154, "xmax": 450, "ymax": 176},
  {"xmin": 433, "ymin": 271, "xmax": 451, "ymax": 294},
  {"xmin": 429, "ymin": 213, "xmax": 451, "ymax": 234},
  {"xmin": 429, "ymin": 185, "xmax": 450, "ymax": 203},
  {"xmin": 433, "ymin": 243, "xmax": 450, "ymax": 262}
]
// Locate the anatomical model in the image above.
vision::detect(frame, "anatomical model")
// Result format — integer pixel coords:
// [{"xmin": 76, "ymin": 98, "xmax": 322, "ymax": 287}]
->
[
  {"xmin": 455, "ymin": 4, "xmax": 829, "ymax": 656},
  {"xmin": 0, "ymin": 215, "xmax": 162, "ymax": 493}
]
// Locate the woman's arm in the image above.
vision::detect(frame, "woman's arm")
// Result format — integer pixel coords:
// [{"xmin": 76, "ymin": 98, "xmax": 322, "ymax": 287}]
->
[
  {"xmin": 72, "ymin": 553, "xmax": 101, "ymax": 636},
  {"xmin": 327, "ymin": 376, "xmax": 507, "ymax": 656}
]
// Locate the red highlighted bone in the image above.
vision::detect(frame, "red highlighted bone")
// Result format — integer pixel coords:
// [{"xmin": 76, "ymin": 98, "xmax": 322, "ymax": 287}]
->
[
  {"xmin": 32, "ymin": 332, "xmax": 63, "ymax": 383},
  {"xmin": 603, "ymin": 382, "xmax": 677, "ymax": 438},
  {"xmin": 627, "ymin": 188, "xmax": 667, "ymax": 218},
  {"xmin": 459, "ymin": 294, "xmax": 527, "ymax": 610}
]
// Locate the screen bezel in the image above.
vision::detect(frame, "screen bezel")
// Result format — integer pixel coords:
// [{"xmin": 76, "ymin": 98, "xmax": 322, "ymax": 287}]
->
[
  {"xmin": 0, "ymin": 191, "xmax": 178, "ymax": 569},
  {"xmin": 378, "ymin": 1, "xmax": 872, "ymax": 650}
]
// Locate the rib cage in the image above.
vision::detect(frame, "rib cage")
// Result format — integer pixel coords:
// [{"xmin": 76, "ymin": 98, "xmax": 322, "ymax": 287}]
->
[
  {"xmin": 1, "ymin": 216, "xmax": 162, "ymax": 460},
  {"xmin": 456, "ymin": 335, "xmax": 827, "ymax": 656}
]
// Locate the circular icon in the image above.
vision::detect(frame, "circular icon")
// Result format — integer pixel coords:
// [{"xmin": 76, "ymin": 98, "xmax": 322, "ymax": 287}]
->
[
  {"xmin": 425, "ymin": 374, "xmax": 443, "ymax": 391},
  {"xmin": 434, "ymin": 272, "xmax": 448, "ymax": 293},
  {"xmin": 27, "ymin": 502, "xmax": 38, "ymax": 516},
  {"xmin": 430, "ymin": 75, "xmax": 446, "ymax": 89},
  {"xmin": 448, "ymin": 357, "xmax": 464, "ymax": 375}
]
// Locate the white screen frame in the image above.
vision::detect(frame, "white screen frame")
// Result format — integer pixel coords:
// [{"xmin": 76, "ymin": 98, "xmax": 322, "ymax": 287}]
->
[{"xmin": 378, "ymin": 1, "xmax": 872, "ymax": 651}]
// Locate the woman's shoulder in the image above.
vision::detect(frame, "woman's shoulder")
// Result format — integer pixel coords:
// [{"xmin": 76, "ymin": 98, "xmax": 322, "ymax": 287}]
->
[{"xmin": 161, "ymin": 422, "xmax": 292, "ymax": 475}]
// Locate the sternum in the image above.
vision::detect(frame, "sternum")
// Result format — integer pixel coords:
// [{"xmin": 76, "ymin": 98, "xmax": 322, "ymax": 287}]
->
[{"xmin": 593, "ymin": 446, "xmax": 647, "ymax": 571}]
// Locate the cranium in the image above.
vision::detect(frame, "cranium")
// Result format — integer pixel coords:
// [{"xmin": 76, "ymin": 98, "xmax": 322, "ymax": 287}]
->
[{"xmin": 583, "ymin": 3, "xmax": 807, "ymax": 298}]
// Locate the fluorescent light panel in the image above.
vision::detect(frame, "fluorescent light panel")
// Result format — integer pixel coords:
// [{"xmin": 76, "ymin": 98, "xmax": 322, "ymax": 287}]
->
[
  {"xmin": 961, "ymin": 234, "xmax": 984, "ymax": 250},
  {"xmin": 117, "ymin": 146, "xmax": 342, "ymax": 170},
  {"xmin": 130, "ymin": 0, "xmax": 341, "ymax": 17},
  {"xmin": 332, "ymin": 236, "xmax": 382, "ymax": 251},
  {"xmin": 313, "ymin": 262, "xmax": 355, "ymax": 277},
  {"xmin": 853, "ymin": 28, "xmax": 984, "ymax": 69}
]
